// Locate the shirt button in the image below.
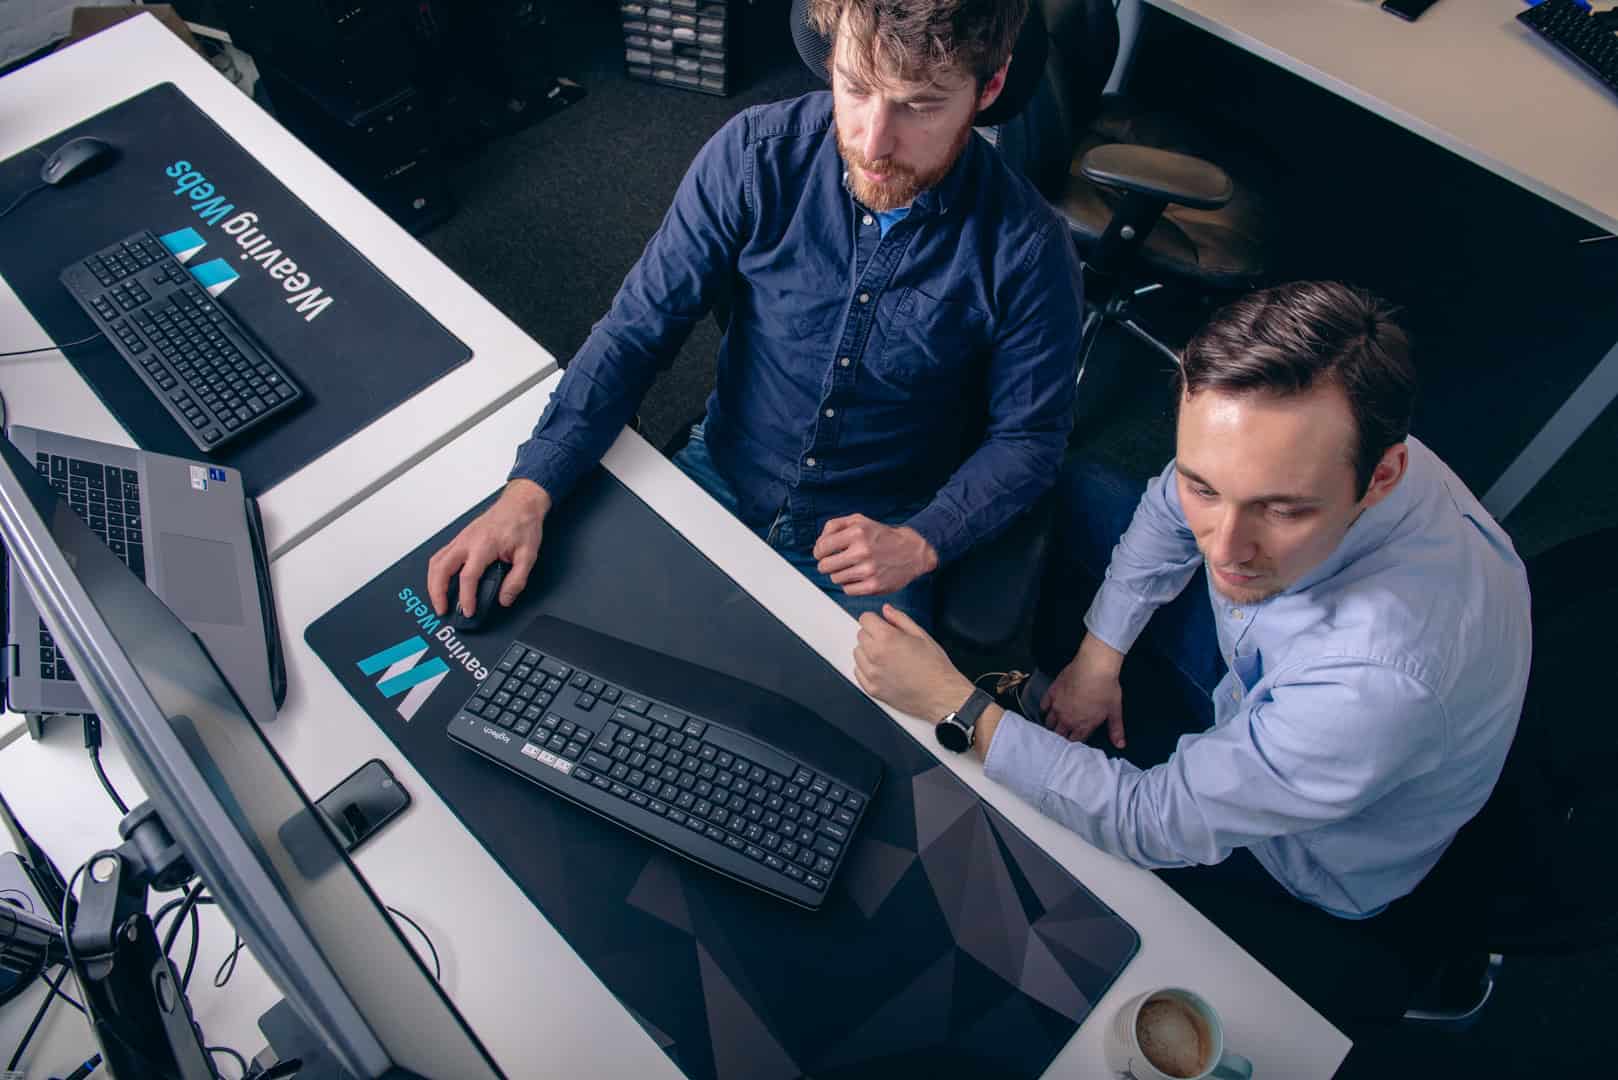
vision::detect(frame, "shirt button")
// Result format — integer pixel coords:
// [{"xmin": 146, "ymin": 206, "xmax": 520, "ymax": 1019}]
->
[
  {"xmin": 858, "ymin": 293, "xmax": 870, "ymax": 304},
  {"xmin": 1230, "ymin": 609, "xmax": 1244, "ymax": 620},
  {"xmin": 839, "ymin": 357, "xmax": 851, "ymax": 368},
  {"xmin": 824, "ymin": 408, "xmax": 835, "ymax": 418},
  {"xmin": 805, "ymin": 457, "xmax": 816, "ymax": 467},
  {"xmin": 1231, "ymin": 689, "xmax": 1241, "ymax": 702},
  {"xmin": 862, "ymin": 214, "xmax": 874, "ymax": 226}
]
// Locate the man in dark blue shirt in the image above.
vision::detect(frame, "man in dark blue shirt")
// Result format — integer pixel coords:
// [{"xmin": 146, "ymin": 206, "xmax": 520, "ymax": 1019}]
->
[{"xmin": 428, "ymin": 0, "xmax": 1081, "ymax": 629}]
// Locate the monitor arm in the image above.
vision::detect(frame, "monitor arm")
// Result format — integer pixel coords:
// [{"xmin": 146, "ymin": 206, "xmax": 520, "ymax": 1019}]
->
[{"xmin": 70, "ymin": 802, "xmax": 214, "ymax": 1080}]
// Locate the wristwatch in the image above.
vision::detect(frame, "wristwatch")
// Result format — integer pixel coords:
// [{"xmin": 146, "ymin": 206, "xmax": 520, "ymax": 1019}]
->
[{"xmin": 935, "ymin": 688, "xmax": 994, "ymax": 753}]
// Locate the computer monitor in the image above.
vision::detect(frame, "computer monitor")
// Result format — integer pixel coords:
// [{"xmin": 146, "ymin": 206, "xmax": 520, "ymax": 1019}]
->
[{"xmin": 0, "ymin": 433, "xmax": 503, "ymax": 1080}]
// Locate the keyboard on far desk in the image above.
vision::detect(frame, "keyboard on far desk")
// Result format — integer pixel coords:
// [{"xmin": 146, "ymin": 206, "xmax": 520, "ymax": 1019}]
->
[
  {"xmin": 447, "ymin": 617, "xmax": 883, "ymax": 910},
  {"xmin": 59, "ymin": 231, "xmax": 305, "ymax": 453},
  {"xmin": 1519, "ymin": 0, "xmax": 1618, "ymax": 99}
]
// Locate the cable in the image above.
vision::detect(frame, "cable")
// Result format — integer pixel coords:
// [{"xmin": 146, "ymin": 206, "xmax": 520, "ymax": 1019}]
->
[
  {"xmin": 208, "ymin": 1044, "xmax": 249, "ymax": 1078},
  {"xmin": 5, "ymin": 963, "xmax": 70, "ymax": 1070},
  {"xmin": 215, "ymin": 931, "xmax": 244, "ymax": 988},
  {"xmin": 0, "ymin": 331, "xmax": 101, "ymax": 359},
  {"xmin": 0, "ymin": 182, "xmax": 46, "ymax": 226},
  {"xmin": 385, "ymin": 905, "xmax": 441, "ymax": 981},
  {"xmin": 63, "ymin": 1052, "xmax": 102, "ymax": 1079},
  {"xmin": 82, "ymin": 716, "xmax": 130, "ymax": 815}
]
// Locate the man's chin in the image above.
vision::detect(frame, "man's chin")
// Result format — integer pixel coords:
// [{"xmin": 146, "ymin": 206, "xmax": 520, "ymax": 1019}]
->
[
  {"xmin": 1209, "ymin": 569, "xmax": 1283, "ymax": 605},
  {"xmin": 850, "ymin": 174, "xmax": 915, "ymax": 212}
]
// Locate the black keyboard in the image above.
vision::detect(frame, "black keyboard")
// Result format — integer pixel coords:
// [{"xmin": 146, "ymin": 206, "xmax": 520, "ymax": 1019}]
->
[
  {"xmin": 59, "ymin": 231, "xmax": 305, "ymax": 453},
  {"xmin": 1519, "ymin": 0, "xmax": 1618, "ymax": 99},
  {"xmin": 447, "ymin": 617, "xmax": 882, "ymax": 909},
  {"xmin": 30, "ymin": 451, "xmax": 145, "ymax": 681}
]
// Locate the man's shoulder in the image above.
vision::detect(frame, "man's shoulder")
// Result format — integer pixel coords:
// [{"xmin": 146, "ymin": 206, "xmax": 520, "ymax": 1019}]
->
[
  {"xmin": 731, "ymin": 91, "xmax": 834, "ymax": 150},
  {"xmin": 958, "ymin": 134, "xmax": 1067, "ymax": 254}
]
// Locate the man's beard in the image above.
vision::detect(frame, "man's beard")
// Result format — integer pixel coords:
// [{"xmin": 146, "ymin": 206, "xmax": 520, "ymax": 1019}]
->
[{"xmin": 836, "ymin": 117, "xmax": 974, "ymax": 212}]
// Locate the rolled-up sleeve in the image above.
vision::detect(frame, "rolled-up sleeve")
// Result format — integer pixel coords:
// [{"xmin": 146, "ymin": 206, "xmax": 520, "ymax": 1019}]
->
[
  {"xmin": 1083, "ymin": 461, "xmax": 1203, "ymax": 655},
  {"xmin": 983, "ymin": 658, "xmax": 1447, "ymax": 869},
  {"xmin": 509, "ymin": 111, "xmax": 752, "ymax": 503}
]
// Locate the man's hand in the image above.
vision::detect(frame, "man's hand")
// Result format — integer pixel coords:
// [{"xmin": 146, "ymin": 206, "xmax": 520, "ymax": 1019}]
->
[
  {"xmin": 1041, "ymin": 633, "xmax": 1127, "ymax": 748},
  {"xmin": 852, "ymin": 604, "xmax": 975, "ymax": 722},
  {"xmin": 427, "ymin": 479, "xmax": 552, "ymax": 619},
  {"xmin": 814, "ymin": 515, "xmax": 939, "ymax": 597}
]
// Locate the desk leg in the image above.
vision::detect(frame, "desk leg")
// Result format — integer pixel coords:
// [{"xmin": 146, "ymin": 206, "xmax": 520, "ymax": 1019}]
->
[{"xmin": 1483, "ymin": 334, "xmax": 1618, "ymax": 520}]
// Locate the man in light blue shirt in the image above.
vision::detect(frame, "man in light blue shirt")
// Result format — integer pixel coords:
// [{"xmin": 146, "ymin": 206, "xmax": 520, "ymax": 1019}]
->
[{"xmin": 853, "ymin": 281, "xmax": 1531, "ymax": 1024}]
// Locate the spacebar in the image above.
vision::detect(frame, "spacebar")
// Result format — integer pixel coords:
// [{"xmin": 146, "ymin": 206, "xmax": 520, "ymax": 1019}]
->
[{"xmin": 700, "ymin": 724, "xmax": 799, "ymax": 779}]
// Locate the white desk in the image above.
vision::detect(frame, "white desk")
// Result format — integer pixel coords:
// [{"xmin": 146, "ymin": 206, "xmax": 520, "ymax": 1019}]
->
[
  {"xmin": 1137, "ymin": 0, "xmax": 1618, "ymax": 518},
  {"xmin": 0, "ymin": 14, "xmax": 558, "ymax": 559},
  {"xmin": 0, "ymin": 14, "xmax": 558, "ymax": 747},
  {"xmin": 0, "ymin": 374, "xmax": 1352, "ymax": 1079}
]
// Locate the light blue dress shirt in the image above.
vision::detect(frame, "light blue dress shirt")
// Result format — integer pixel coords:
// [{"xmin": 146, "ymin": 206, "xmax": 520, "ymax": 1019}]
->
[{"xmin": 984, "ymin": 437, "xmax": 1531, "ymax": 917}]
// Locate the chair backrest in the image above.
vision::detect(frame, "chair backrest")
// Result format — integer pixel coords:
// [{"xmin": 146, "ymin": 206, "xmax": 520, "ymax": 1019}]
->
[{"xmin": 1410, "ymin": 527, "xmax": 1618, "ymax": 957}]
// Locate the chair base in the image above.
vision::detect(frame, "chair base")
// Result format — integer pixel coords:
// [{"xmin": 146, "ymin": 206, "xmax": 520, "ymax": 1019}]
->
[{"xmin": 1401, "ymin": 952, "xmax": 1502, "ymax": 1032}]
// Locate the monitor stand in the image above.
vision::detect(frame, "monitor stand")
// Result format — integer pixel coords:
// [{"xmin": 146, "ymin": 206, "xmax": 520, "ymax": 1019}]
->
[{"xmin": 257, "ymin": 999, "xmax": 354, "ymax": 1080}]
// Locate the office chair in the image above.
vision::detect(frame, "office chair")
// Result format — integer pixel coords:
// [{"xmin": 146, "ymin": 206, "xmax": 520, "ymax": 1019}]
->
[
  {"xmin": 1391, "ymin": 526, "xmax": 1618, "ymax": 1029},
  {"xmin": 988, "ymin": 0, "xmax": 1282, "ymax": 382}
]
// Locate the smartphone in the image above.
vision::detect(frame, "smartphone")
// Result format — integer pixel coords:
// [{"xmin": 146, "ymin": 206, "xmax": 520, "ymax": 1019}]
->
[
  {"xmin": 1381, "ymin": 0, "xmax": 1441, "ymax": 21},
  {"xmin": 316, "ymin": 759, "xmax": 411, "ymax": 854}
]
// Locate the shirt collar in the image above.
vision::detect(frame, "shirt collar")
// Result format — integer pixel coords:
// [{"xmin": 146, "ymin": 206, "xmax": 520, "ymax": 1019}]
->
[{"xmin": 1285, "ymin": 440, "xmax": 1423, "ymax": 597}]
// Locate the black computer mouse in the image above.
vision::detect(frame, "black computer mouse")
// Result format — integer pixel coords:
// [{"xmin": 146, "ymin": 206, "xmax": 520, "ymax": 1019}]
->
[
  {"xmin": 448, "ymin": 561, "xmax": 511, "ymax": 633},
  {"xmin": 40, "ymin": 137, "xmax": 118, "ymax": 187}
]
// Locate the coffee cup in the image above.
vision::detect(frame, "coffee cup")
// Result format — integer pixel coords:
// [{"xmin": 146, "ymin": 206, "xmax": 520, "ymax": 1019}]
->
[{"xmin": 1103, "ymin": 987, "xmax": 1252, "ymax": 1080}]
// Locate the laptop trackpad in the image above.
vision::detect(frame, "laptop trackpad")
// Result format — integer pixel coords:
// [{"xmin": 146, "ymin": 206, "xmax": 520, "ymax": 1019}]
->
[{"xmin": 159, "ymin": 533, "xmax": 245, "ymax": 626}]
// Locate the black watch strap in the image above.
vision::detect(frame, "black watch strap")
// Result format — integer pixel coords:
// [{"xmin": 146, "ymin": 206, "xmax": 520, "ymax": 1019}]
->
[{"xmin": 935, "ymin": 688, "xmax": 994, "ymax": 753}]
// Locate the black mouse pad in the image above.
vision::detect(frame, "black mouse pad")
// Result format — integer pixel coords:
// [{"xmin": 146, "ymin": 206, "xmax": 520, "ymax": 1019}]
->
[
  {"xmin": 305, "ymin": 467, "xmax": 1139, "ymax": 1080},
  {"xmin": 0, "ymin": 82, "xmax": 470, "ymax": 495}
]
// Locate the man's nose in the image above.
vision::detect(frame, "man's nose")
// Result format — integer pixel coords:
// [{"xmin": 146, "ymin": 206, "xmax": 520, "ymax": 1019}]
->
[
  {"xmin": 1208, "ymin": 509, "xmax": 1258, "ymax": 567},
  {"xmin": 861, "ymin": 101, "xmax": 896, "ymax": 163}
]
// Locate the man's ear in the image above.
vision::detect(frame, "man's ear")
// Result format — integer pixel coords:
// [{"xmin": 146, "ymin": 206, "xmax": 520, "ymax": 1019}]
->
[
  {"xmin": 975, "ymin": 61, "xmax": 1010, "ymax": 113},
  {"xmin": 1358, "ymin": 442, "xmax": 1409, "ymax": 511}
]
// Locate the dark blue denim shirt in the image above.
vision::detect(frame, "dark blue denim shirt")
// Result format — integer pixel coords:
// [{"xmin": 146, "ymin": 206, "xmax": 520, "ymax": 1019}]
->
[{"xmin": 510, "ymin": 92, "xmax": 1082, "ymax": 565}]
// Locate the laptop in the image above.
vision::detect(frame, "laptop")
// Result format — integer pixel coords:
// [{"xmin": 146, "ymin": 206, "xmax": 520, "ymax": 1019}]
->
[{"xmin": 4, "ymin": 426, "xmax": 280, "ymax": 727}]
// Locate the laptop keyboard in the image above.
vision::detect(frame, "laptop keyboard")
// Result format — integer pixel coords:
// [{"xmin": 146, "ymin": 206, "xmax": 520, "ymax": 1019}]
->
[
  {"xmin": 31, "ymin": 451, "xmax": 144, "ymax": 681},
  {"xmin": 448, "ymin": 635, "xmax": 876, "ymax": 909}
]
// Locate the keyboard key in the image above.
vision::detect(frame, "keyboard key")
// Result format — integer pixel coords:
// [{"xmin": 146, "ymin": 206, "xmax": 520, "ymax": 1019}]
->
[
  {"xmin": 804, "ymin": 873, "xmax": 827, "ymax": 892},
  {"xmin": 618, "ymin": 694, "xmax": 650, "ymax": 714}
]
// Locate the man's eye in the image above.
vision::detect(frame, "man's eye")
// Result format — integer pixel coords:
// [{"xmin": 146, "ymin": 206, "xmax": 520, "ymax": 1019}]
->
[
  {"xmin": 1191, "ymin": 486, "xmax": 1217, "ymax": 500},
  {"xmin": 909, "ymin": 103, "xmax": 937, "ymax": 115},
  {"xmin": 1268, "ymin": 506, "xmax": 1307, "ymax": 521}
]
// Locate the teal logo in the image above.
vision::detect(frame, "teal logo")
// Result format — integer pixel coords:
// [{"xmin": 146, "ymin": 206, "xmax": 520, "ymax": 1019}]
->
[
  {"xmin": 159, "ymin": 227, "xmax": 240, "ymax": 298},
  {"xmin": 357, "ymin": 636, "xmax": 450, "ymax": 722}
]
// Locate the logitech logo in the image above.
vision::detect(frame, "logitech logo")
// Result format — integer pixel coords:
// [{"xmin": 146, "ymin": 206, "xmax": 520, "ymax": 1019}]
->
[
  {"xmin": 159, "ymin": 227, "xmax": 239, "ymax": 298},
  {"xmin": 356, "ymin": 636, "xmax": 450, "ymax": 723}
]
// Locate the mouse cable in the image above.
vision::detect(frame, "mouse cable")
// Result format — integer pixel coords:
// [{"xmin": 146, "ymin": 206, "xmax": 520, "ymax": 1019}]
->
[
  {"xmin": 0, "ymin": 181, "xmax": 46, "ymax": 226},
  {"xmin": 0, "ymin": 331, "xmax": 100, "ymax": 359}
]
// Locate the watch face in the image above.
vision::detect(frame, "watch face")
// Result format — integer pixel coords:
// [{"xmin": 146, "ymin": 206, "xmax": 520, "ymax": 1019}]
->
[{"xmin": 935, "ymin": 718, "xmax": 971, "ymax": 753}]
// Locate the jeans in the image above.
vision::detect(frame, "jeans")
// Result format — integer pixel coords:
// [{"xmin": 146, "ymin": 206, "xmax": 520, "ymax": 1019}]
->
[{"xmin": 671, "ymin": 424, "xmax": 936, "ymax": 630}]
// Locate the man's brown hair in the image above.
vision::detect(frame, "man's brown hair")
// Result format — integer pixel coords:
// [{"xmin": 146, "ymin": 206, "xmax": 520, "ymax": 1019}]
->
[
  {"xmin": 1178, "ymin": 282, "xmax": 1418, "ymax": 499},
  {"xmin": 807, "ymin": 0, "xmax": 1028, "ymax": 88}
]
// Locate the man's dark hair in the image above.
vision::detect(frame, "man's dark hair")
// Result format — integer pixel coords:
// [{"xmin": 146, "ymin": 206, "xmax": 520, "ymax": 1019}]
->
[
  {"xmin": 807, "ymin": 0, "xmax": 1028, "ymax": 88},
  {"xmin": 1178, "ymin": 282, "xmax": 1417, "ymax": 499}
]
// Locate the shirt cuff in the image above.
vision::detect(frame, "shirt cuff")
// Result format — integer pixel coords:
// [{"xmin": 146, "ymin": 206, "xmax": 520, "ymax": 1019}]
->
[
  {"xmin": 982, "ymin": 709, "xmax": 1064, "ymax": 806},
  {"xmin": 904, "ymin": 501, "xmax": 969, "ymax": 567},
  {"xmin": 1083, "ymin": 576, "xmax": 1158, "ymax": 656},
  {"xmin": 507, "ymin": 440, "xmax": 586, "ymax": 506}
]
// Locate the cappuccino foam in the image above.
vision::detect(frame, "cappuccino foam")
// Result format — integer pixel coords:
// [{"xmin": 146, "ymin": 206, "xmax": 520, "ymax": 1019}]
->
[{"xmin": 1137, "ymin": 997, "xmax": 1212, "ymax": 1078}]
